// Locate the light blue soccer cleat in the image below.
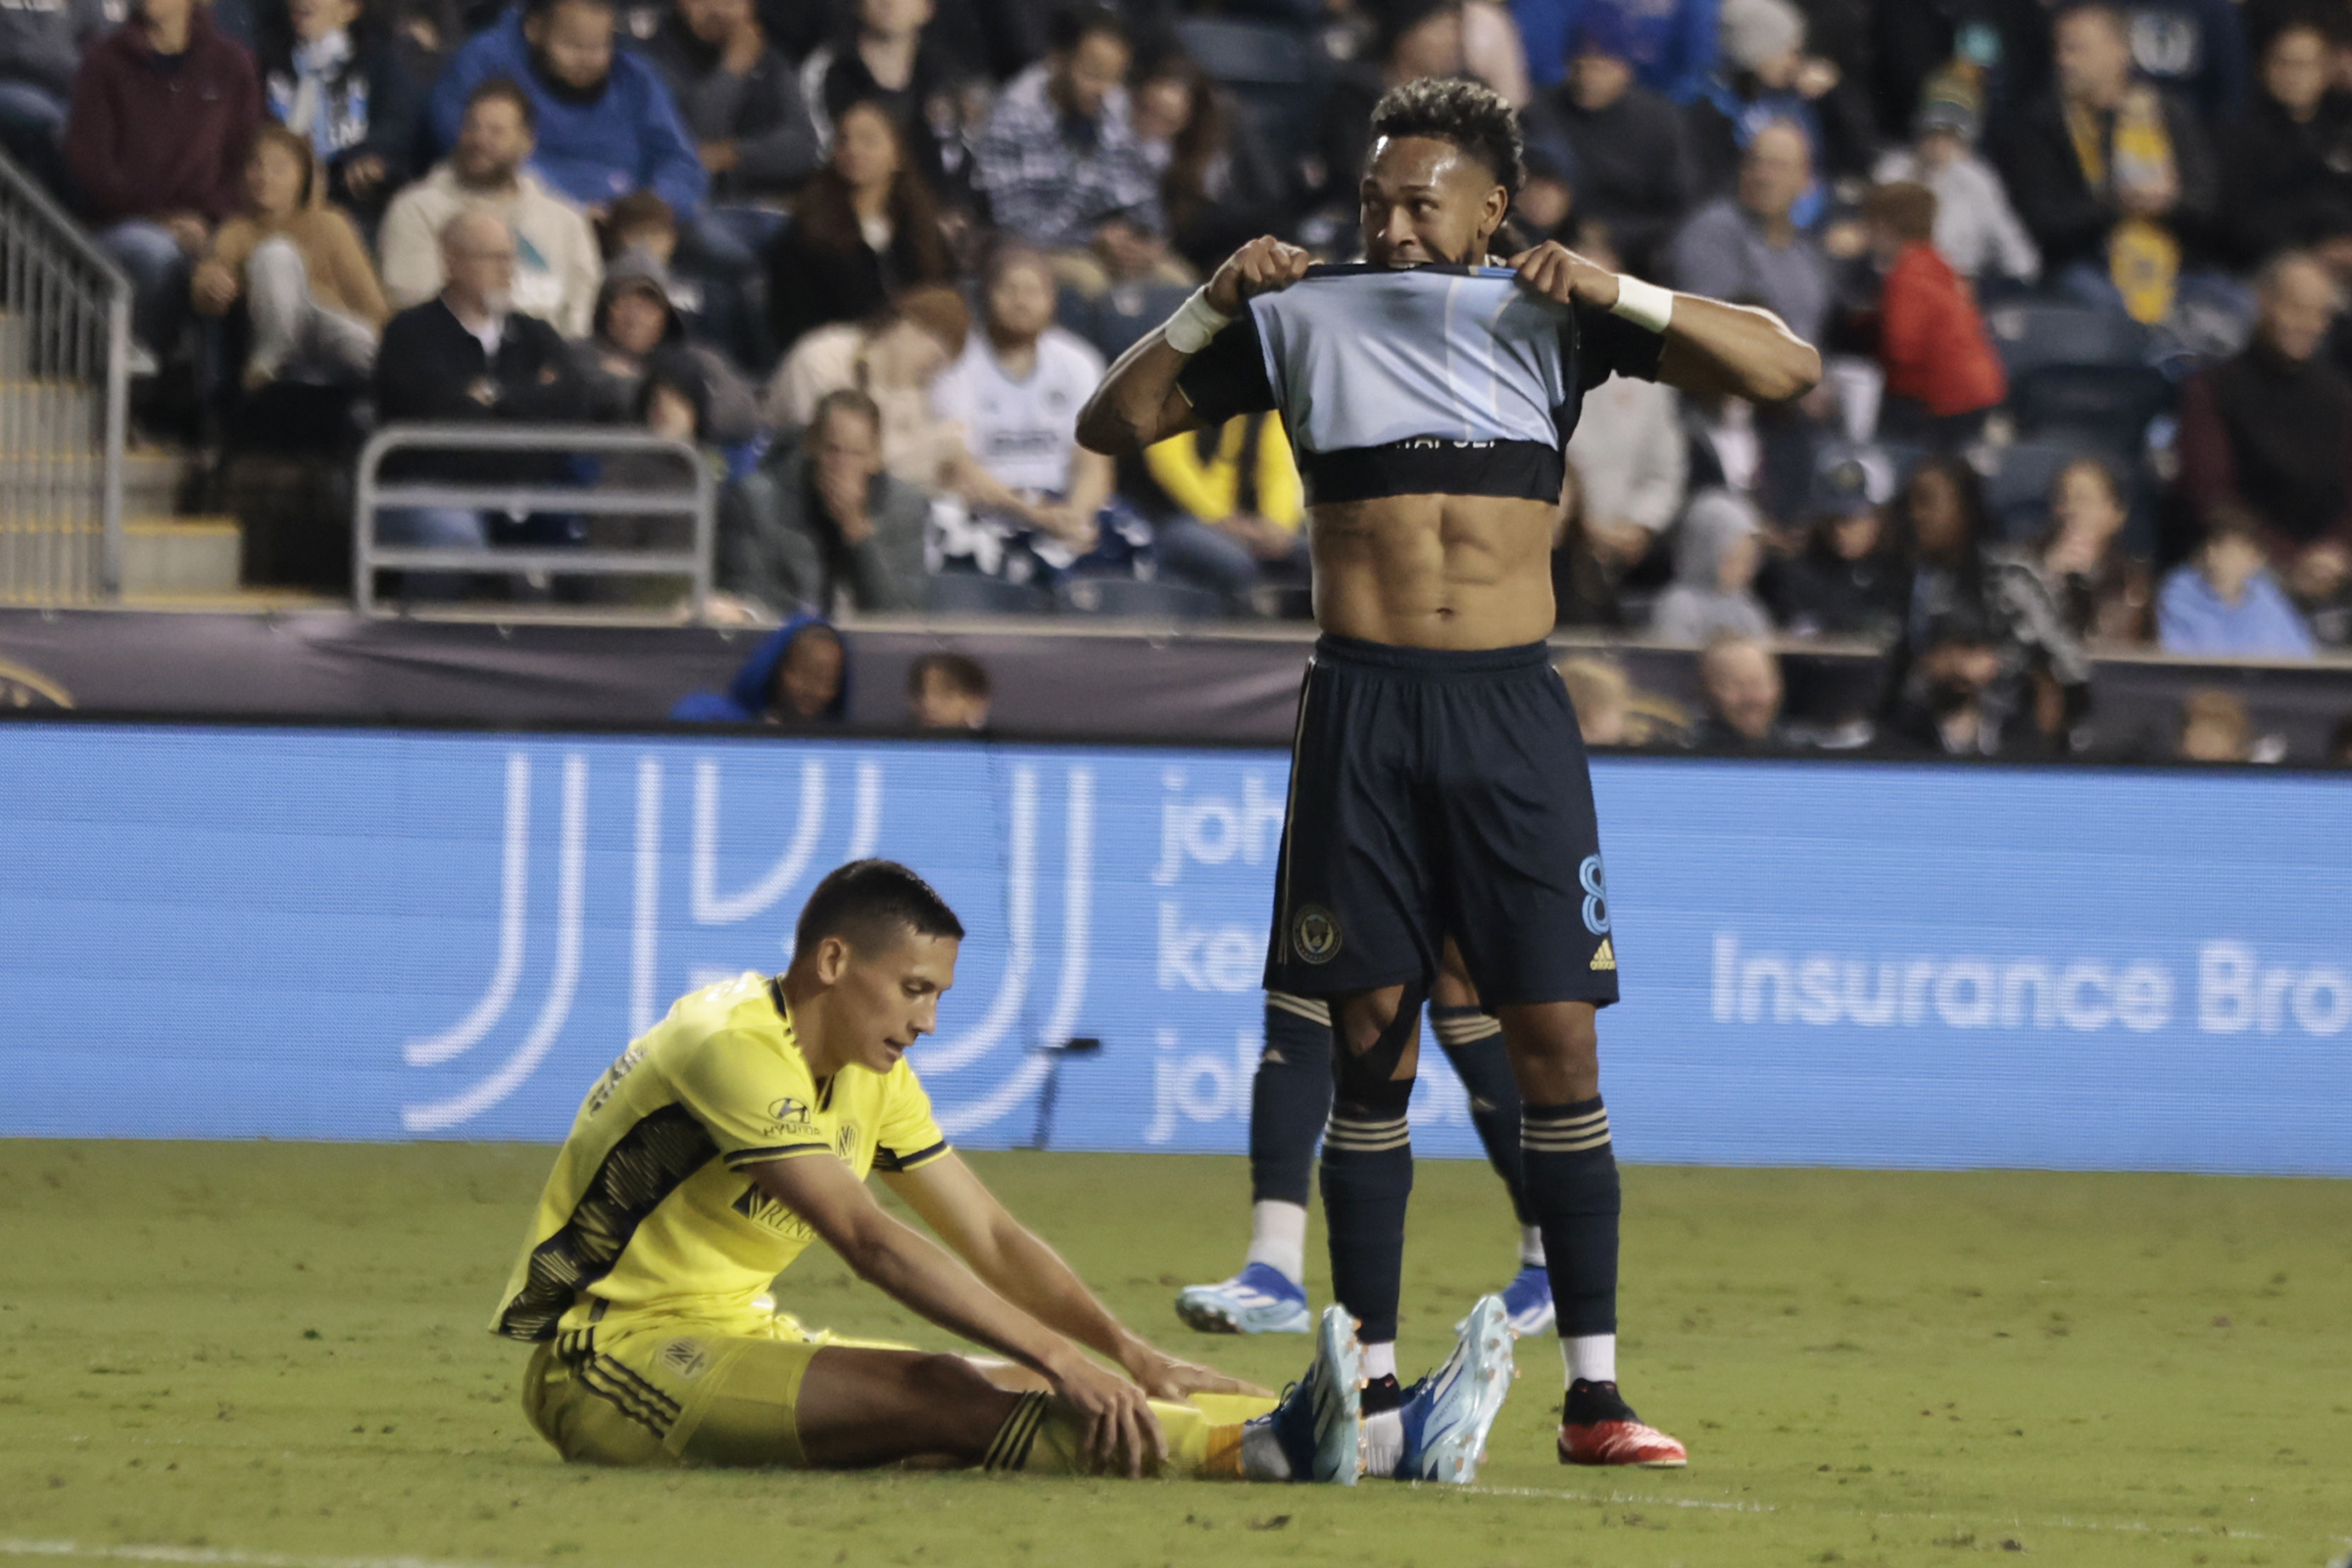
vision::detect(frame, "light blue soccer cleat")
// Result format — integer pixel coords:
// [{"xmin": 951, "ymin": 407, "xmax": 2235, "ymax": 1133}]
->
[
  {"xmin": 1254, "ymin": 1303, "xmax": 1366, "ymax": 1484},
  {"xmin": 1174, "ymin": 1261, "xmax": 1311, "ymax": 1335},
  {"xmin": 1396, "ymin": 1293, "xmax": 1517, "ymax": 1484},
  {"xmin": 1499, "ymin": 1263, "xmax": 1556, "ymax": 1336}
]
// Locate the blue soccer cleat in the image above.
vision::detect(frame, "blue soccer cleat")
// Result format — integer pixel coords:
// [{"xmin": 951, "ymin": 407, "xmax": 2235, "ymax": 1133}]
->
[
  {"xmin": 1499, "ymin": 1263, "xmax": 1556, "ymax": 1336},
  {"xmin": 1397, "ymin": 1293, "xmax": 1517, "ymax": 1484},
  {"xmin": 1254, "ymin": 1303, "xmax": 1365, "ymax": 1484},
  {"xmin": 1174, "ymin": 1262, "xmax": 1311, "ymax": 1335}
]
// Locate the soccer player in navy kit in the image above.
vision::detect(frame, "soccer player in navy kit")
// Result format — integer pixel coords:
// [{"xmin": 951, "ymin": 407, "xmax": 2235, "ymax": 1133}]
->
[{"xmin": 1080, "ymin": 78, "xmax": 1820, "ymax": 1470}]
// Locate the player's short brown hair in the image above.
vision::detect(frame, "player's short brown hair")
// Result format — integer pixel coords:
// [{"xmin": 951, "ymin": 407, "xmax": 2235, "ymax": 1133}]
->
[
  {"xmin": 795, "ymin": 859, "xmax": 964, "ymax": 957},
  {"xmin": 1370, "ymin": 76, "xmax": 1525, "ymax": 195}
]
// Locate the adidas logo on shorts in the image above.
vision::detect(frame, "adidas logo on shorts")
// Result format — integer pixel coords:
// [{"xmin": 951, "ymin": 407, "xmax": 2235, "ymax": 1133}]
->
[{"xmin": 1590, "ymin": 938, "xmax": 1616, "ymax": 972}]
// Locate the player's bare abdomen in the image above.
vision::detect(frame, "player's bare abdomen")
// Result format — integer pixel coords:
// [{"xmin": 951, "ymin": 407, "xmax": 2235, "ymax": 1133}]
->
[{"xmin": 1307, "ymin": 495, "xmax": 1561, "ymax": 650}]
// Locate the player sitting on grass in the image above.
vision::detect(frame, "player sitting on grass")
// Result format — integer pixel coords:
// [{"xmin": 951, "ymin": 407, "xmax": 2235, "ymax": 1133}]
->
[{"xmin": 491, "ymin": 858, "xmax": 1515, "ymax": 1483}]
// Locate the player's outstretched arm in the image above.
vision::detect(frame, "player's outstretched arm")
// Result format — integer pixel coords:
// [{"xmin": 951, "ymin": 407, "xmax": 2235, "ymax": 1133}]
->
[
  {"xmin": 748, "ymin": 1152, "xmax": 1166, "ymax": 1476},
  {"xmin": 1075, "ymin": 236, "xmax": 1310, "ymax": 457},
  {"xmin": 884, "ymin": 1152, "xmax": 1273, "ymax": 1403},
  {"xmin": 1507, "ymin": 241, "xmax": 1823, "ymax": 404}
]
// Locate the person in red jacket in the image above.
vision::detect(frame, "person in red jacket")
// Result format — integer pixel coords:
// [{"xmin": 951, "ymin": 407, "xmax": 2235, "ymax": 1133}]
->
[
  {"xmin": 65, "ymin": 0, "xmax": 263, "ymax": 364},
  {"xmin": 1866, "ymin": 180, "xmax": 2007, "ymax": 449}
]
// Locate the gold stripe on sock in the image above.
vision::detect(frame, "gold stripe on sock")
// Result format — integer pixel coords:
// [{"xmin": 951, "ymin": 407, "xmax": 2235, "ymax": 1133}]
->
[
  {"xmin": 1268, "ymin": 992, "xmax": 1333, "ymax": 1026},
  {"xmin": 1431, "ymin": 1013, "xmax": 1502, "ymax": 1044}
]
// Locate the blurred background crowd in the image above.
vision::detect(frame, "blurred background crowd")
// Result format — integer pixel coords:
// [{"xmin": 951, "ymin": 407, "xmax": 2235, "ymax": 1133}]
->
[{"xmin": 7, "ymin": 0, "xmax": 2352, "ymax": 759}]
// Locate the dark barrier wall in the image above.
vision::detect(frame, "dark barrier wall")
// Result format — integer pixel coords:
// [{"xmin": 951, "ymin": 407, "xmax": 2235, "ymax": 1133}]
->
[{"xmin": 5, "ymin": 724, "xmax": 2348, "ymax": 1172}]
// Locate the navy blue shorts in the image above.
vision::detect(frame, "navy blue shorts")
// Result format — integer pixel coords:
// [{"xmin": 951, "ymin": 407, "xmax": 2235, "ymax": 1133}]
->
[{"xmin": 1262, "ymin": 635, "xmax": 1619, "ymax": 1008}]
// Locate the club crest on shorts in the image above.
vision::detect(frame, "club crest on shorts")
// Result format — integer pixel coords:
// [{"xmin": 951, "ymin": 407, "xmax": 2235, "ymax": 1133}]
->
[
  {"xmin": 659, "ymin": 1338, "xmax": 711, "ymax": 1379},
  {"xmin": 1293, "ymin": 905, "xmax": 1343, "ymax": 964}
]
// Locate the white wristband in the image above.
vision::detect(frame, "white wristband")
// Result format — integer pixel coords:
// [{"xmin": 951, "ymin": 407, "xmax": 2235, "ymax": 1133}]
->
[
  {"xmin": 1609, "ymin": 274, "xmax": 1675, "ymax": 334},
  {"xmin": 1163, "ymin": 286, "xmax": 1234, "ymax": 355}
]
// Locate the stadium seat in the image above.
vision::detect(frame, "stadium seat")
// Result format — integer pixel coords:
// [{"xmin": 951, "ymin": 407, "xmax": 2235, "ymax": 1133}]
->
[
  {"xmin": 1055, "ymin": 576, "xmax": 1228, "ymax": 619},
  {"xmin": 925, "ymin": 574, "xmax": 1055, "ymax": 615},
  {"xmin": 1984, "ymin": 302, "xmax": 2148, "ymax": 380},
  {"xmin": 1981, "ymin": 440, "xmax": 2084, "ymax": 519},
  {"xmin": 2009, "ymin": 364, "xmax": 2175, "ymax": 455},
  {"xmin": 1175, "ymin": 18, "xmax": 1327, "ymax": 150}
]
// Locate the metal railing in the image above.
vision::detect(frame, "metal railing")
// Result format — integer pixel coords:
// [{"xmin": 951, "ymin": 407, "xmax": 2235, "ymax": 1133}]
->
[
  {"xmin": 0, "ymin": 147, "xmax": 129, "ymax": 606},
  {"xmin": 353, "ymin": 423, "xmax": 714, "ymax": 617}
]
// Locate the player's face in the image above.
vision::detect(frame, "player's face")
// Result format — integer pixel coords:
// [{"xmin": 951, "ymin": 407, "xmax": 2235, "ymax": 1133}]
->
[
  {"xmin": 1360, "ymin": 135, "xmax": 1507, "ymax": 270},
  {"xmin": 831, "ymin": 930, "xmax": 958, "ymax": 1072}
]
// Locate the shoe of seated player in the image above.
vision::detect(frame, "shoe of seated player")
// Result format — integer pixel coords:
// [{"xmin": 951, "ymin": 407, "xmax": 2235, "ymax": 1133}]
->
[
  {"xmin": 1395, "ymin": 1293, "xmax": 1516, "ymax": 1484},
  {"xmin": 1557, "ymin": 1377, "xmax": 1689, "ymax": 1468},
  {"xmin": 1174, "ymin": 1261, "xmax": 1310, "ymax": 1335},
  {"xmin": 1253, "ymin": 1303, "xmax": 1365, "ymax": 1484},
  {"xmin": 1498, "ymin": 1263, "xmax": 1555, "ymax": 1336}
]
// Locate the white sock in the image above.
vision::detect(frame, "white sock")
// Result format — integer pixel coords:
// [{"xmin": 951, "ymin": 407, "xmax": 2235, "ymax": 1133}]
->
[
  {"xmin": 1563, "ymin": 1334, "xmax": 1616, "ymax": 1385},
  {"xmin": 1361, "ymin": 1341, "xmax": 1397, "ymax": 1381},
  {"xmin": 1242, "ymin": 1200, "xmax": 1307, "ymax": 1286},
  {"xmin": 1240, "ymin": 1418, "xmax": 1292, "ymax": 1480},
  {"xmin": 1519, "ymin": 1226, "xmax": 1546, "ymax": 1267},
  {"xmin": 1363, "ymin": 1407, "xmax": 1403, "ymax": 1478}
]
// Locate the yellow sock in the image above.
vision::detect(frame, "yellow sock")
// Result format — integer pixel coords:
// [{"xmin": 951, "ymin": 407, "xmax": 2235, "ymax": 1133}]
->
[{"xmin": 983, "ymin": 1393, "xmax": 1276, "ymax": 1479}]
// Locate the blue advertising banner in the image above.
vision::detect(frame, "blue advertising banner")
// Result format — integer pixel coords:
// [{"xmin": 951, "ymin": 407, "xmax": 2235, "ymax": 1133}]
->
[{"xmin": 3, "ymin": 726, "xmax": 2348, "ymax": 1173}]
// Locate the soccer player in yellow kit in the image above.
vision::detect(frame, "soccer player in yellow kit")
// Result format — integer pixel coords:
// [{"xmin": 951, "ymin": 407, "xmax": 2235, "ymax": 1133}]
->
[{"xmin": 494, "ymin": 858, "xmax": 1516, "ymax": 1483}]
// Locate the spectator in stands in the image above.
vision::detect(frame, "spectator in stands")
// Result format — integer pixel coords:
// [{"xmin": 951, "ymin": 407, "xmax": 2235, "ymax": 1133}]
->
[
  {"xmin": 671, "ymin": 613, "xmax": 849, "ymax": 724},
  {"xmin": 972, "ymin": 5, "xmax": 1176, "ymax": 296},
  {"xmin": 2038, "ymin": 456, "xmax": 2152, "ymax": 642},
  {"xmin": 0, "ymin": 0, "xmax": 111, "ymax": 194},
  {"xmin": 1869, "ymin": 93, "xmax": 2040, "ymax": 287},
  {"xmin": 638, "ymin": 0, "xmax": 818, "ymax": 214},
  {"xmin": 2175, "ymin": 250, "xmax": 2352, "ymax": 618},
  {"xmin": 1554, "ymin": 655, "xmax": 1630, "ymax": 745},
  {"xmin": 378, "ymin": 78, "xmax": 603, "ymax": 338},
  {"xmin": 189, "ymin": 124, "xmax": 388, "ymax": 391},
  {"xmin": 1669, "ymin": 120, "xmax": 1833, "ymax": 346},
  {"xmin": 1143, "ymin": 411, "xmax": 1308, "ymax": 609},
  {"xmin": 2177, "ymin": 687, "xmax": 2255, "ymax": 761},
  {"xmin": 721, "ymin": 386, "xmax": 929, "ymax": 614},
  {"xmin": 1554, "ymin": 226, "xmax": 1685, "ymax": 579},
  {"xmin": 1313, "ymin": 0, "xmax": 1472, "ymax": 228},
  {"xmin": 1762, "ymin": 447, "xmax": 1905, "ymax": 640},
  {"xmin": 800, "ymin": 0, "xmax": 981, "ymax": 206},
  {"xmin": 1888, "ymin": 612, "xmax": 2006, "ymax": 755},
  {"xmin": 1511, "ymin": 0, "xmax": 1718, "ymax": 98},
  {"xmin": 1863, "ymin": 180, "xmax": 2007, "ymax": 446},
  {"xmin": 1996, "ymin": 1, "xmax": 2219, "ymax": 325},
  {"xmin": 574, "ymin": 251, "xmax": 759, "ymax": 443},
  {"xmin": 1685, "ymin": 0, "xmax": 1873, "ymax": 201},
  {"xmin": 906, "ymin": 650, "xmax": 992, "ymax": 729},
  {"xmin": 254, "ymin": 0, "xmax": 421, "ymax": 217},
  {"xmin": 1550, "ymin": 465, "xmax": 1624, "ymax": 628},
  {"xmin": 762, "ymin": 283, "xmax": 969, "ymax": 491},
  {"xmin": 1690, "ymin": 632, "xmax": 1790, "ymax": 749},
  {"xmin": 1130, "ymin": 52, "xmax": 1292, "ymax": 279},
  {"xmin": 66, "ymin": 0, "xmax": 264, "ymax": 364},
  {"xmin": 425, "ymin": 0, "xmax": 706, "ymax": 220},
  {"xmin": 2116, "ymin": 0, "xmax": 2248, "ymax": 122},
  {"xmin": 931, "ymin": 244, "xmax": 1150, "ymax": 584},
  {"xmin": 1653, "ymin": 489, "xmax": 1775, "ymax": 642},
  {"xmin": 2219, "ymin": 17, "xmax": 2352, "ymax": 270},
  {"xmin": 766, "ymin": 98, "xmax": 957, "ymax": 357},
  {"xmin": 1520, "ymin": 7, "xmax": 1696, "ymax": 277},
  {"xmin": 2157, "ymin": 510, "xmax": 2319, "ymax": 656}
]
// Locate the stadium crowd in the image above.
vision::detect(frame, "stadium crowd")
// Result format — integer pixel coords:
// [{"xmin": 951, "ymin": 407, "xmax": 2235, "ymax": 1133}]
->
[{"xmin": 7, "ymin": 0, "xmax": 2352, "ymax": 755}]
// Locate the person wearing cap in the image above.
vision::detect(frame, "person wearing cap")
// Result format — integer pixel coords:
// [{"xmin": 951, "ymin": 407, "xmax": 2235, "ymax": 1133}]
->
[
  {"xmin": 1507, "ymin": 0, "xmax": 1719, "ymax": 99},
  {"xmin": 1520, "ymin": 3, "xmax": 1697, "ymax": 277},
  {"xmin": 1862, "ymin": 180, "xmax": 2007, "ymax": 448},
  {"xmin": 1869, "ymin": 86, "xmax": 2040, "ymax": 287},
  {"xmin": 1761, "ymin": 447, "xmax": 1906, "ymax": 642}
]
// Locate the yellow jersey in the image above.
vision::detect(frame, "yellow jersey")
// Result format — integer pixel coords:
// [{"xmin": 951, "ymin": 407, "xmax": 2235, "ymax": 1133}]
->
[{"xmin": 491, "ymin": 971, "xmax": 950, "ymax": 1344}]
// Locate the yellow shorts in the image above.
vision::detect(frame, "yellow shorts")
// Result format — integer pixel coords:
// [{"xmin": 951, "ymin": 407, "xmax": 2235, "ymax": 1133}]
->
[{"xmin": 522, "ymin": 1312, "xmax": 913, "ymax": 1468}]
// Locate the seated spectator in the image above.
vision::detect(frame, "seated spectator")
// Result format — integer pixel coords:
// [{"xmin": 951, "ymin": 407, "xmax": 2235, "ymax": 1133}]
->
[
  {"xmin": 1554, "ymin": 655, "xmax": 1630, "ymax": 745},
  {"xmin": 2176, "ymin": 251, "xmax": 2352, "ymax": 625},
  {"xmin": 906, "ymin": 650, "xmax": 991, "ymax": 729},
  {"xmin": 670, "ymin": 613, "xmax": 848, "ymax": 723},
  {"xmin": 2176, "ymin": 686, "xmax": 2255, "ymax": 761},
  {"xmin": 1511, "ymin": 0, "xmax": 1717, "ymax": 98},
  {"xmin": 1762, "ymin": 447, "xmax": 1905, "ymax": 640},
  {"xmin": 190, "ymin": 124, "xmax": 388, "ymax": 391},
  {"xmin": 1652, "ymin": 489, "xmax": 1774, "ymax": 642},
  {"xmin": 379, "ymin": 77, "xmax": 603, "ymax": 338},
  {"xmin": 2116, "ymin": 0, "xmax": 2248, "ymax": 123},
  {"xmin": 1685, "ymin": 0, "xmax": 1872, "ymax": 205},
  {"xmin": 1556, "ymin": 225, "xmax": 1686, "ymax": 576},
  {"xmin": 1869, "ymin": 92, "xmax": 2040, "ymax": 288},
  {"xmin": 1464, "ymin": 0, "xmax": 1535, "ymax": 109},
  {"xmin": 1130, "ymin": 52, "xmax": 1292, "ymax": 279},
  {"xmin": 1312, "ymin": 0, "xmax": 1469, "ymax": 232},
  {"xmin": 65, "ymin": 0, "xmax": 264, "ymax": 363},
  {"xmin": 580, "ymin": 353, "xmax": 719, "ymax": 606},
  {"xmin": 425, "ymin": 0, "xmax": 706, "ymax": 220},
  {"xmin": 0, "ymin": 0, "xmax": 110, "ymax": 194},
  {"xmin": 1669, "ymin": 120, "xmax": 1832, "ymax": 347},
  {"xmin": 1889, "ymin": 612, "xmax": 2007, "ymax": 756},
  {"xmin": 2218, "ymin": 17, "xmax": 2352, "ymax": 270},
  {"xmin": 574, "ymin": 251, "xmax": 760, "ymax": 444},
  {"xmin": 2038, "ymin": 456, "xmax": 2152, "ymax": 642},
  {"xmin": 721, "ymin": 387, "xmax": 929, "ymax": 614},
  {"xmin": 1690, "ymin": 632, "xmax": 1789, "ymax": 749},
  {"xmin": 800, "ymin": 0, "xmax": 981, "ymax": 207},
  {"xmin": 971, "ymin": 5, "xmax": 1178, "ymax": 297},
  {"xmin": 255, "ymin": 0, "xmax": 421, "ymax": 216},
  {"xmin": 2157, "ymin": 510, "xmax": 2319, "ymax": 657},
  {"xmin": 1550, "ymin": 462, "xmax": 1623, "ymax": 628},
  {"xmin": 1143, "ymin": 411, "xmax": 1307, "ymax": 610},
  {"xmin": 1520, "ymin": 6, "xmax": 1696, "ymax": 277},
  {"xmin": 1864, "ymin": 180, "xmax": 2006, "ymax": 447},
  {"xmin": 637, "ymin": 0, "xmax": 818, "ymax": 216},
  {"xmin": 761, "ymin": 284, "xmax": 969, "ymax": 491},
  {"xmin": 1995, "ymin": 1, "xmax": 2218, "ymax": 325},
  {"xmin": 1896, "ymin": 453, "xmax": 1994, "ymax": 649},
  {"xmin": 930, "ymin": 245, "xmax": 1151, "ymax": 584},
  {"xmin": 766, "ymin": 97, "xmax": 956, "ymax": 358}
]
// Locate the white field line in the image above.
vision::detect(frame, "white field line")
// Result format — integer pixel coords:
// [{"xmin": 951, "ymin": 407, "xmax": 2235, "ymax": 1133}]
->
[
  {"xmin": 0, "ymin": 1542, "xmax": 535, "ymax": 1568},
  {"xmin": 1461, "ymin": 1486, "xmax": 2281, "ymax": 1543}
]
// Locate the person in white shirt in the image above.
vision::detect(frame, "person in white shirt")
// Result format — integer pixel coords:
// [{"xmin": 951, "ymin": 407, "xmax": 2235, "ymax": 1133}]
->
[{"xmin": 1869, "ymin": 97, "xmax": 2039, "ymax": 289}]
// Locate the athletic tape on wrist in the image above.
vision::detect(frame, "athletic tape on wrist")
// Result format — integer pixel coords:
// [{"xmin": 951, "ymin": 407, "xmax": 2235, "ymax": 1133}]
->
[
  {"xmin": 1609, "ymin": 275, "xmax": 1675, "ymax": 334},
  {"xmin": 1163, "ymin": 287, "xmax": 1234, "ymax": 355}
]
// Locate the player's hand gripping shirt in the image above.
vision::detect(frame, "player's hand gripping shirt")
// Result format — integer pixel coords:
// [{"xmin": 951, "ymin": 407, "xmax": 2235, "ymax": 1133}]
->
[
  {"xmin": 490, "ymin": 971, "xmax": 950, "ymax": 1344},
  {"xmin": 1177, "ymin": 263, "xmax": 1665, "ymax": 506}
]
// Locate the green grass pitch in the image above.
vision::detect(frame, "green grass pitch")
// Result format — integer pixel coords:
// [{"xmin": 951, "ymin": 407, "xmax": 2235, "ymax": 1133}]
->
[{"xmin": 2, "ymin": 1142, "xmax": 2348, "ymax": 1568}]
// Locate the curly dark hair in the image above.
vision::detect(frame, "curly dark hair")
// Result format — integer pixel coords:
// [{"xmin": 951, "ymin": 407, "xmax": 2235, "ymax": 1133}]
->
[{"xmin": 1368, "ymin": 77, "xmax": 1524, "ymax": 196}]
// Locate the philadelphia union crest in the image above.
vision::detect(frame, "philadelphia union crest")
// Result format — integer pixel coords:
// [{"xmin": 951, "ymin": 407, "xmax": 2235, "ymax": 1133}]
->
[{"xmin": 1294, "ymin": 906, "xmax": 1342, "ymax": 964}]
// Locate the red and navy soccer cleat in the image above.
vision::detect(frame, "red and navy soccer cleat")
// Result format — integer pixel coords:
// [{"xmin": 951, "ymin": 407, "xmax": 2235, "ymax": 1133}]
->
[{"xmin": 1557, "ymin": 1378, "xmax": 1688, "ymax": 1468}]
